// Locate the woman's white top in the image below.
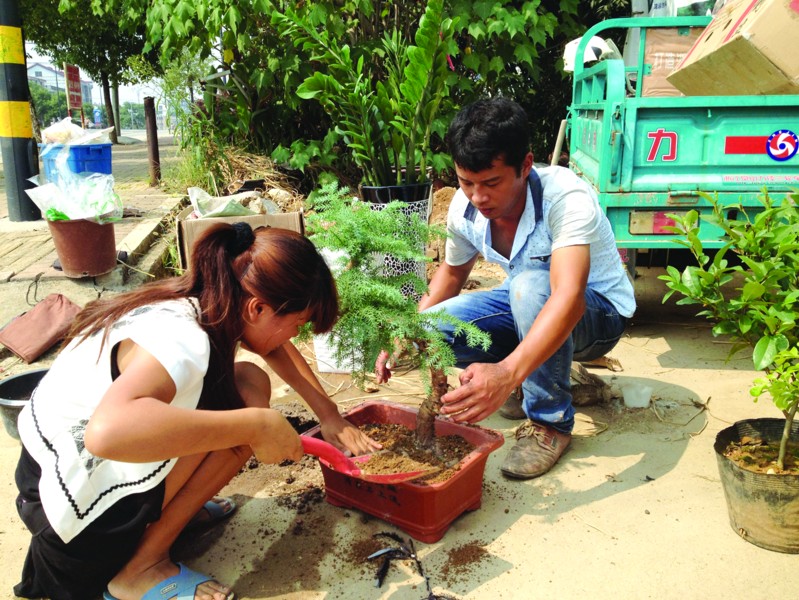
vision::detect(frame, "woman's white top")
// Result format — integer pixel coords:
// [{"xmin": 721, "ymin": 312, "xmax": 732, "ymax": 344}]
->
[{"xmin": 17, "ymin": 298, "xmax": 210, "ymax": 543}]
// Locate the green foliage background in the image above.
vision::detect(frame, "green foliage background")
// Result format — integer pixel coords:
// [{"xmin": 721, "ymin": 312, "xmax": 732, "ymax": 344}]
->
[
  {"xmin": 29, "ymin": 83, "xmax": 68, "ymax": 126},
  {"xmin": 55, "ymin": 0, "xmax": 628, "ymax": 189}
]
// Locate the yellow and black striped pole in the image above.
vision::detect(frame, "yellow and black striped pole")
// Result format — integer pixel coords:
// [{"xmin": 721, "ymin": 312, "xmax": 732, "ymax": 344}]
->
[{"xmin": 0, "ymin": 0, "xmax": 40, "ymax": 221}]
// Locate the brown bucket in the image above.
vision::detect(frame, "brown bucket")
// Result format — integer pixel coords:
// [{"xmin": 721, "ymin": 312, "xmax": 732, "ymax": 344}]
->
[{"xmin": 47, "ymin": 218, "xmax": 117, "ymax": 278}]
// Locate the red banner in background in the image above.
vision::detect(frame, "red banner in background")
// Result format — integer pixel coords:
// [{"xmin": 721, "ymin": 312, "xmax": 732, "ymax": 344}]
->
[{"xmin": 64, "ymin": 64, "xmax": 82, "ymax": 110}]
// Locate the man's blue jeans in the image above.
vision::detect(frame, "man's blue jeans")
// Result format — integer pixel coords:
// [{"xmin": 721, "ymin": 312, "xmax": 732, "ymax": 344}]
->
[{"xmin": 427, "ymin": 270, "xmax": 627, "ymax": 433}]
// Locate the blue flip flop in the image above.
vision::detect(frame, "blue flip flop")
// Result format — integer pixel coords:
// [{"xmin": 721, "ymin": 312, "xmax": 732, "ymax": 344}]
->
[
  {"xmin": 103, "ymin": 562, "xmax": 234, "ymax": 600},
  {"xmin": 186, "ymin": 496, "xmax": 237, "ymax": 529}
]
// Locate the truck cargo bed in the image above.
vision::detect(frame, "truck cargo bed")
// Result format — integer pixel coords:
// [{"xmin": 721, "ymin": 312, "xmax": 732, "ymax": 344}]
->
[{"xmin": 568, "ymin": 17, "xmax": 799, "ymax": 249}]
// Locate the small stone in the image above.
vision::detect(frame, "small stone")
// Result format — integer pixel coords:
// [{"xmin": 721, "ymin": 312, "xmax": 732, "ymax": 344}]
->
[
  {"xmin": 359, "ymin": 381, "xmax": 379, "ymax": 393},
  {"xmin": 266, "ymin": 188, "xmax": 294, "ymax": 205}
]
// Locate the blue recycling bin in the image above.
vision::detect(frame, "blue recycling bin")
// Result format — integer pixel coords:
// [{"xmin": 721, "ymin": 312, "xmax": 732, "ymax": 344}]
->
[{"xmin": 40, "ymin": 143, "xmax": 112, "ymax": 185}]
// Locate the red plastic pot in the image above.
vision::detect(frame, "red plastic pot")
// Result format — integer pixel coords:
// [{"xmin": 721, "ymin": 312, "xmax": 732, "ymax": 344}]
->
[{"xmin": 304, "ymin": 400, "xmax": 504, "ymax": 543}]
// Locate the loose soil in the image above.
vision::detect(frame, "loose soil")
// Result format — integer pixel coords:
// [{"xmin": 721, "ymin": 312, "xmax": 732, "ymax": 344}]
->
[
  {"xmin": 207, "ymin": 402, "xmax": 482, "ymax": 595},
  {"xmin": 440, "ymin": 541, "xmax": 490, "ymax": 585},
  {"xmin": 270, "ymin": 402, "xmax": 477, "ymax": 485},
  {"xmin": 723, "ymin": 436, "xmax": 799, "ymax": 475},
  {"xmin": 357, "ymin": 423, "xmax": 475, "ymax": 485}
]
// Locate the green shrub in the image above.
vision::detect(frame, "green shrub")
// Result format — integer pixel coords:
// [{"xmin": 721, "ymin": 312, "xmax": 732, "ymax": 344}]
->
[{"xmin": 661, "ymin": 190, "xmax": 799, "ymax": 469}]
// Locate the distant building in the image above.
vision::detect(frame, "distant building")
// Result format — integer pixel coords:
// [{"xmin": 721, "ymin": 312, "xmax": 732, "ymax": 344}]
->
[
  {"xmin": 27, "ymin": 61, "xmax": 93, "ymax": 106},
  {"xmin": 27, "ymin": 50, "xmax": 166, "ymax": 129}
]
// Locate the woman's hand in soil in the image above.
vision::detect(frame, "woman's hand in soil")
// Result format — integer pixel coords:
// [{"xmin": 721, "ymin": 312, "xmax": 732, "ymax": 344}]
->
[
  {"xmin": 440, "ymin": 363, "xmax": 516, "ymax": 423},
  {"xmin": 320, "ymin": 414, "xmax": 382, "ymax": 456},
  {"xmin": 251, "ymin": 409, "xmax": 304, "ymax": 464}
]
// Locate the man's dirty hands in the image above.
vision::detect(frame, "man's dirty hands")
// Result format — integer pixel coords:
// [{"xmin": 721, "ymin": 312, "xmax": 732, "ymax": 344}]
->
[{"xmin": 439, "ymin": 363, "xmax": 517, "ymax": 423}]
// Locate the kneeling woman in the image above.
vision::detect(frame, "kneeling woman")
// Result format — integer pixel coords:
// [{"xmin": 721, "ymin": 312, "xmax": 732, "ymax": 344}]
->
[{"xmin": 14, "ymin": 222, "xmax": 379, "ymax": 600}]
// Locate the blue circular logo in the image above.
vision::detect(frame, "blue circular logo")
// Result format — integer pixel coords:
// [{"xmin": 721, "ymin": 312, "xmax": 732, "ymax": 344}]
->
[{"xmin": 767, "ymin": 130, "xmax": 798, "ymax": 162}]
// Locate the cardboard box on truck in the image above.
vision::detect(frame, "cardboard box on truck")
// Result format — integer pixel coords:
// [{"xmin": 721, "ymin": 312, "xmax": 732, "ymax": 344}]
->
[
  {"xmin": 642, "ymin": 26, "xmax": 705, "ymax": 97},
  {"xmin": 176, "ymin": 206, "xmax": 304, "ymax": 270},
  {"xmin": 667, "ymin": 0, "xmax": 799, "ymax": 95}
]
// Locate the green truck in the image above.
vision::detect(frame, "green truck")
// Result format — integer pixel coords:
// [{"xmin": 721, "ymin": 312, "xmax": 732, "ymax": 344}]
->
[{"xmin": 567, "ymin": 16, "xmax": 799, "ymax": 269}]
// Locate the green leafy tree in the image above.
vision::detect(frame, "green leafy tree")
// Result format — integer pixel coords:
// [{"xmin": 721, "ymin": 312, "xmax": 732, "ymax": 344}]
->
[
  {"xmin": 29, "ymin": 82, "xmax": 67, "ymax": 127},
  {"xmin": 119, "ymin": 102, "xmax": 145, "ymax": 128},
  {"xmin": 80, "ymin": 0, "xmax": 630, "ymax": 182},
  {"xmin": 81, "ymin": 0, "xmax": 338, "ymax": 186},
  {"xmin": 445, "ymin": 0, "xmax": 630, "ymax": 160},
  {"xmin": 23, "ymin": 0, "xmax": 160, "ymax": 144},
  {"xmin": 272, "ymin": 0, "xmax": 456, "ymax": 187}
]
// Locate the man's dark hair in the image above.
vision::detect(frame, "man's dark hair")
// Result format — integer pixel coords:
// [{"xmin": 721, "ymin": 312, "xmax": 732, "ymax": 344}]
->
[{"xmin": 445, "ymin": 97, "xmax": 531, "ymax": 175}]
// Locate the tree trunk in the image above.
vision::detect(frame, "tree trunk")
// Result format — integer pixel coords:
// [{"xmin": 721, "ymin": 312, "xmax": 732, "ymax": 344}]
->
[
  {"xmin": 112, "ymin": 83, "xmax": 121, "ymax": 137},
  {"xmin": 29, "ymin": 101, "xmax": 41, "ymax": 143},
  {"xmin": 415, "ymin": 364, "xmax": 448, "ymax": 451},
  {"xmin": 101, "ymin": 72, "xmax": 118, "ymax": 144}
]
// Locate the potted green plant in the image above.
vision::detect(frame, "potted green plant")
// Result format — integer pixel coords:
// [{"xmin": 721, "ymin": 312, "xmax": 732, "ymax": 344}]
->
[
  {"xmin": 271, "ymin": 0, "xmax": 455, "ymax": 203},
  {"xmin": 305, "ymin": 181, "xmax": 490, "ymax": 433},
  {"xmin": 302, "ymin": 181, "xmax": 503, "ymax": 542},
  {"xmin": 660, "ymin": 190, "xmax": 799, "ymax": 553}
]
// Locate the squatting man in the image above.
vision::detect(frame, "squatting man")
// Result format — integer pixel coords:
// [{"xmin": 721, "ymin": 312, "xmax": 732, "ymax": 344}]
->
[{"xmin": 377, "ymin": 97, "xmax": 635, "ymax": 479}]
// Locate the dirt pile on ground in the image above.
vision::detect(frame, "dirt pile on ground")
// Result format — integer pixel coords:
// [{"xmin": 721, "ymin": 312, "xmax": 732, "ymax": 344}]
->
[
  {"xmin": 426, "ymin": 186, "xmax": 505, "ymax": 289},
  {"xmin": 430, "ymin": 187, "xmax": 455, "ymax": 226}
]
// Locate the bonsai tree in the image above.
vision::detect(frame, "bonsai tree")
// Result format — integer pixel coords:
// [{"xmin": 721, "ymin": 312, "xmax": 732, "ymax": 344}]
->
[
  {"xmin": 660, "ymin": 190, "xmax": 799, "ymax": 470},
  {"xmin": 272, "ymin": 0, "xmax": 456, "ymax": 188},
  {"xmin": 305, "ymin": 181, "xmax": 490, "ymax": 450}
]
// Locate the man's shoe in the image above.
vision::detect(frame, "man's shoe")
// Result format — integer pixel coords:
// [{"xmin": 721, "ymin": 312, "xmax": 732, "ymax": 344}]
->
[
  {"xmin": 498, "ymin": 386, "xmax": 526, "ymax": 420},
  {"xmin": 501, "ymin": 421, "xmax": 571, "ymax": 479}
]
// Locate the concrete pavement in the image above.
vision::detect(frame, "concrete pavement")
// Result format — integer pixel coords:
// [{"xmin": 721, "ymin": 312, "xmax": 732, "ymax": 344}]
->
[{"xmin": 0, "ymin": 130, "xmax": 185, "ymax": 377}]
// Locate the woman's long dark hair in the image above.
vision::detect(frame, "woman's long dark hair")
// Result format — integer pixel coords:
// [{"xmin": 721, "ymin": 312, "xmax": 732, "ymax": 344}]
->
[{"xmin": 69, "ymin": 223, "xmax": 338, "ymax": 410}]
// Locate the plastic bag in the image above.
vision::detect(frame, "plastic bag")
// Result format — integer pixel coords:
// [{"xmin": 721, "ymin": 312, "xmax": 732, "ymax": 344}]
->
[
  {"xmin": 41, "ymin": 117, "xmax": 114, "ymax": 145},
  {"xmin": 41, "ymin": 117, "xmax": 85, "ymax": 145},
  {"xmin": 25, "ymin": 145, "xmax": 122, "ymax": 223},
  {"xmin": 188, "ymin": 187, "xmax": 278, "ymax": 218},
  {"xmin": 26, "ymin": 176, "xmax": 121, "ymax": 223}
]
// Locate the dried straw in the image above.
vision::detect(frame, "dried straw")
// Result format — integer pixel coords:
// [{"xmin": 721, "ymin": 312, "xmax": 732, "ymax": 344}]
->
[{"xmin": 217, "ymin": 147, "xmax": 305, "ymax": 212}]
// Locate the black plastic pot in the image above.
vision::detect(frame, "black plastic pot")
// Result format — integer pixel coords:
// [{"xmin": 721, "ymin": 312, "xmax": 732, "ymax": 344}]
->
[
  {"xmin": 714, "ymin": 418, "xmax": 799, "ymax": 553},
  {"xmin": 360, "ymin": 181, "xmax": 432, "ymax": 204},
  {"xmin": 0, "ymin": 369, "xmax": 48, "ymax": 441},
  {"xmin": 234, "ymin": 179, "xmax": 266, "ymax": 193}
]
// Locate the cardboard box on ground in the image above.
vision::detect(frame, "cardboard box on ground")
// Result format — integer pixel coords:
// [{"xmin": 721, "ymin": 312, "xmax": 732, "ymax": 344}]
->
[
  {"xmin": 667, "ymin": 0, "xmax": 799, "ymax": 95},
  {"xmin": 176, "ymin": 206, "xmax": 304, "ymax": 271}
]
